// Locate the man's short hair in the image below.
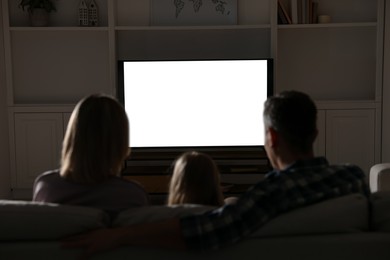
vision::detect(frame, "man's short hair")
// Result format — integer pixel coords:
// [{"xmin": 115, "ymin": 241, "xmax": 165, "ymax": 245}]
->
[{"xmin": 263, "ymin": 90, "xmax": 317, "ymax": 153}]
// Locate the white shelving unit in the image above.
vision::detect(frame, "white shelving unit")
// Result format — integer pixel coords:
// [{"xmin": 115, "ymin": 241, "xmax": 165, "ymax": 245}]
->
[{"xmin": 1, "ymin": 0, "xmax": 385, "ymax": 198}]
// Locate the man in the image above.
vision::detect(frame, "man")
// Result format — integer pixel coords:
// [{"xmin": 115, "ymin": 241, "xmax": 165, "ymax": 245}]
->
[{"xmin": 64, "ymin": 90, "xmax": 369, "ymax": 256}]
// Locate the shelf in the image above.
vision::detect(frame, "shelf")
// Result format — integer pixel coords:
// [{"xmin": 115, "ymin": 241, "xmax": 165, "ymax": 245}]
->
[
  {"xmin": 315, "ymin": 100, "xmax": 380, "ymax": 110},
  {"xmin": 115, "ymin": 24, "xmax": 271, "ymax": 31},
  {"xmin": 9, "ymin": 26, "xmax": 109, "ymax": 32},
  {"xmin": 8, "ymin": 105, "xmax": 75, "ymax": 113},
  {"xmin": 5, "ymin": 0, "xmax": 109, "ymax": 28},
  {"xmin": 9, "ymin": 24, "xmax": 271, "ymax": 31},
  {"xmin": 9, "ymin": 101, "xmax": 379, "ymax": 111},
  {"xmin": 278, "ymin": 22, "xmax": 377, "ymax": 29}
]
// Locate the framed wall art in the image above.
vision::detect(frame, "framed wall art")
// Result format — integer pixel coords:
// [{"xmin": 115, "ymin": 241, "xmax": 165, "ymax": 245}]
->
[{"xmin": 151, "ymin": 0, "xmax": 238, "ymax": 26}]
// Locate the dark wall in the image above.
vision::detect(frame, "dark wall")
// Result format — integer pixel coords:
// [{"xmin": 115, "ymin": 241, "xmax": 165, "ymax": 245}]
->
[{"xmin": 0, "ymin": 1, "xmax": 11, "ymax": 198}]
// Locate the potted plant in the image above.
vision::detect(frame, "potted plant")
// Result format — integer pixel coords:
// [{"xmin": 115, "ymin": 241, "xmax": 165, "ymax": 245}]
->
[{"xmin": 19, "ymin": 0, "xmax": 56, "ymax": 27}]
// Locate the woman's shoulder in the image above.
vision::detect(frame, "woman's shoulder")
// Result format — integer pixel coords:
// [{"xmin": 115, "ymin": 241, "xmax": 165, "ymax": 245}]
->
[
  {"xmin": 108, "ymin": 177, "xmax": 149, "ymax": 204},
  {"xmin": 35, "ymin": 169, "xmax": 61, "ymax": 183},
  {"xmin": 111, "ymin": 176, "xmax": 147, "ymax": 192},
  {"xmin": 118, "ymin": 176, "xmax": 145, "ymax": 187}
]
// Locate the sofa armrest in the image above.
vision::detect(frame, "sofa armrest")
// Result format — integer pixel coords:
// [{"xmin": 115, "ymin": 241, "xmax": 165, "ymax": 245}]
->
[{"xmin": 370, "ymin": 163, "xmax": 390, "ymax": 192}]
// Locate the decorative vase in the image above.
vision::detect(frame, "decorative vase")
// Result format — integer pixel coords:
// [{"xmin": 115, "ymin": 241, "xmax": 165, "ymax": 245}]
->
[
  {"xmin": 78, "ymin": 0, "xmax": 89, "ymax": 26},
  {"xmin": 29, "ymin": 8, "xmax": 50, "ymax": 27}
]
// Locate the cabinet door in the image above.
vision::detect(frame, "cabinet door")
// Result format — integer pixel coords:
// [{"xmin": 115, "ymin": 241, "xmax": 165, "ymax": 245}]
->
[
  {"xmin": 63, "ymin": 112, "xmax": 72, "ymax": 132},
  {"xmin": 14, "ymin": 113, "xmax": 64, "ymax": 189},
  {"xmin": 313, "ymin": 109, "xmax": 326, "ymax": 157},
  {"xmin": 326, "ymin": 109, "xmax": 375, "ymax": 176}
]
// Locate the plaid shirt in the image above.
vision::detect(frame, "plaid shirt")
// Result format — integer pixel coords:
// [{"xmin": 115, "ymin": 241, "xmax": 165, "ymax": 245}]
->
[{"xmin": 180, "ymin": 157, "xmax": 369, "ymax": 251}]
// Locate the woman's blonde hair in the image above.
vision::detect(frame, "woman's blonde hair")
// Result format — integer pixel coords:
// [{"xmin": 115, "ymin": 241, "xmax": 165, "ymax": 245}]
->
[
  {"xmin": 60, "ymin": 94, "xmax": 129, "ymax": 184},
  {"xmin": 167, "ymin": 151, "xmax": 224, "ymax": 206}
]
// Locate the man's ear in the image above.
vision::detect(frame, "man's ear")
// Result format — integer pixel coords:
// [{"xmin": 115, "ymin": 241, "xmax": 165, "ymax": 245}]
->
[{"xmin": 267, "ymin": 127, "xmax": 279, "ymax": 148}]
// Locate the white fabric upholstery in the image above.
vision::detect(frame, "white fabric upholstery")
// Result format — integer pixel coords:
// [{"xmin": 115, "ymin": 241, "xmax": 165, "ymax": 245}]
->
[
  {"xmin": 370, "ymin": 163, "xmax": 390, "ymax": 192},
  {"xmin": 0, "ymin": 193, "xmax": 390, "ymax": 260},
  {"xmin": 371, "ymin": 191, "xmax": 390, "ymax": 232},
  {"xmin": 113, "ymin": 194, "xmax": 369, "ymax": 237},
  {"xmin": 0, "ymin": 193, "xmax": 374, "ymax": 242},
  {"xmin": 112, "ymin": 204, "xmax": 215, "ymax": 227},
  {"xmin": 252, "ymin": 193, "xmax": 369, "ymax": 237},
  {"xmin": 0, "ymin": 200, "xmax": 109, "ymax": 240}
]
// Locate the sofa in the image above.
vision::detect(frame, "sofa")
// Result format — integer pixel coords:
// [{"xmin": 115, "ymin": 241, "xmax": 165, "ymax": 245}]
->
[{"xmin": 0, "ymin": 190, "xmax": 390, "ymax": 260}]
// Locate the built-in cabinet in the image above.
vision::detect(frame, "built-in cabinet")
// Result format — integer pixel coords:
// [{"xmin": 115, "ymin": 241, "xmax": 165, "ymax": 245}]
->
[
  {"xmin": 2, "ymin": 0, "xmax": 384, "ymax": 198},
  {"xmin": 325, "ymin": 109, "xmax": 376, "ymax": 175},
  {"xmin": 314, "ymin": 106, "xmax": 377, "ymax": 179},
  {"xmin": 8, "ymin": 108, "xmax": 72, "ymax": 198},
  {"xmin": 13, "ymin": 113, "xmax": 63, "ymax": 187}
]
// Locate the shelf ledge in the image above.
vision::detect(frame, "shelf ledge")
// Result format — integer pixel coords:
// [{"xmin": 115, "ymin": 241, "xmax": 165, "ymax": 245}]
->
[
  {"xmin": 278, "ymin": 22, "xmax": 377, "ymax": 29},
  {"xmin": 9, "ymin": 27, "xmax": 109, "ymax": 32},
  {"xmin": 115, "ymin": 24, "xmax": 271, "ymax": 31}
]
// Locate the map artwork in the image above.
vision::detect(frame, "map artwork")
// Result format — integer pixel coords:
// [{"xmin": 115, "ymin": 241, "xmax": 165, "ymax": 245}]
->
[{"xmin": 174, "ymin": 0, "xmax": 231, "ymax": 18}]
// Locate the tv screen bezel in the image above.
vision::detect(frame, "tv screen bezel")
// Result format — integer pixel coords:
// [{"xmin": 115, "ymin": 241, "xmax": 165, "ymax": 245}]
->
[{"xmin": 117, "ymin": 58, "xmax": 274, "ymax": 154}]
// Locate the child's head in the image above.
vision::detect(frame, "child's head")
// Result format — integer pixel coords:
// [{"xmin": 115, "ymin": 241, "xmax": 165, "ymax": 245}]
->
[
  {"xmin": 60, "ymin": 94, "xmax": 129, "ymax": 184},
  {"xmin": 168, "ymin": 151, "xmax": 224, "ymax": 206}
]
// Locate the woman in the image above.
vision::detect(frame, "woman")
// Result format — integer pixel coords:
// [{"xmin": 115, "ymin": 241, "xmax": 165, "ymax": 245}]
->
[
  {"xmin": 167, "ymin": 151, "xmax": 224, "ymax": 206},
  {"xmin": 33, "ymin": 94, "xmax": 148, "ymax": 215}
]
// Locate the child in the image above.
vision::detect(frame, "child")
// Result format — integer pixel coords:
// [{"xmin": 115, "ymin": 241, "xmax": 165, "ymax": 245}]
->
[{"xmin": 167, "ymin": 151, "xmax": 224, "ymax": 206}]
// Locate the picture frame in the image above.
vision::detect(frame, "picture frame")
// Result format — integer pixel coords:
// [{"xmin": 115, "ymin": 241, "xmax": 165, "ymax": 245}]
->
[{"xmin": 150, "ymin": 0, "xmax": 238, "ymax": 26}]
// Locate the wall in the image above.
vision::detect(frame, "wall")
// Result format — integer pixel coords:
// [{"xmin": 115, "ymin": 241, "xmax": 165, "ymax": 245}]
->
[
  {"xmin": 0, "ymin": 1, "xmax": 11, "ymax": 198},
  {"xmin": 382, "ymin": 1, "xmax": 390, "ymax": 162}
]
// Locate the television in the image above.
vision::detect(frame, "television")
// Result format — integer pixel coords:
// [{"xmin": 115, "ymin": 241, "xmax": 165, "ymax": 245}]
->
[{"xmin": 117, "ymin": 58, "xmax": 273, "ymax": 158}]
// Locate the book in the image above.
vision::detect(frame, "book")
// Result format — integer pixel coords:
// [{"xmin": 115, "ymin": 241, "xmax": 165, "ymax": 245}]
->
[
  {"xmin": 297, "ymin": 0, "xmax": 303, "ymax": 23},
  {"xmin": 309, "ymin": 0, "xmax": 313, "ymax": 23},
  {"xmin": 291, "ymin": 0, "xmax": 298, "ymax": 24},
  {"xmin": 312, "ymin": 1, "xmax": 319, "ymax": 23},
  {"xmin": 301, "ymin": 0, "xmax": 306, "ymax": 23},
  {"xmin": 278, "ymin": 0, "xmax": 292, "ymax": 24},
  {"xmin": 299, "ymin": 0, "xmax": 317, "ymax": 24}
]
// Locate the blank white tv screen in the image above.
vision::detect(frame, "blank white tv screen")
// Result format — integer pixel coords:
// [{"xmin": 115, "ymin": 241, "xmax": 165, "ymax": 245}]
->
[{"xmin": 121, "ymin": 59, "xmax": 271, "ymax": 148}]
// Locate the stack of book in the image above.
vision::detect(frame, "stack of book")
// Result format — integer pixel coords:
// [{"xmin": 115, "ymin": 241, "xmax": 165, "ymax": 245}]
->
[{"xmin": 278, "ymin": 0, "xmax": 319, "ymax": 25}]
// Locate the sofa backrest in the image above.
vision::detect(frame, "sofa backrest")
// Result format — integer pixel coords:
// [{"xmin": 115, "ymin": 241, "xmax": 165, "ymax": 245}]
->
[
  {"xmin": 371, "ymin": 191, "xmax": 390, "ymax": 232},
  {"xmin": 113, "ymin": 203, "xmax": 215, "ymax": 226},
  {"xmin": 113, "ymin": 193, "xmax": 371, "ymax": 238},
  {"xmin": 0, "ymin": 200, "xmax": 108, "ymax": 241},
  {"xmin": 251, "ymin": 193, "xmax": 369, "ymax": 237},
  {"xmin": 1, "ymin": 192, "xmax": 389, "ymax": 241}
]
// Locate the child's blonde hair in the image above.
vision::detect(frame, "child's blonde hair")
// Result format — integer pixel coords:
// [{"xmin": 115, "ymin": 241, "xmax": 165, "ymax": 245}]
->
[{"xmin": 167, "ymin": 151, "xmax": 224, "ymax": 206}]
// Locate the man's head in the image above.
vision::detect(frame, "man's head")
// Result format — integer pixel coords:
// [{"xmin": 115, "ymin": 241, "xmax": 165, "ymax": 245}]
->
[{"xmin": 263, "ymin": 91, "xmax": 317, "ymax": 168}]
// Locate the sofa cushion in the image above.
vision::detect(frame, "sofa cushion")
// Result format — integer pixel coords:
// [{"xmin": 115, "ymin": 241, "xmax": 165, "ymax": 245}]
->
[
  {"xmin": 251, "ymin": 193, "xmax": 369, "ymax": 237},
  {"xmin": 114, "ymin": 194, "xmax": 369, "ymax": 238},
  {"xmin": 0, "ymin": 200, "xmax": 109, "ymax": 241},
  {"xmin": 113, "ymin": 204, "xmax": 215, "ymax": 227},
  {"xmin": 371, "ymin": 191, "xmax": 390, "ymax": 232}
]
